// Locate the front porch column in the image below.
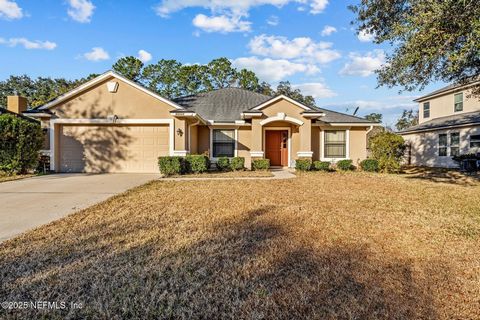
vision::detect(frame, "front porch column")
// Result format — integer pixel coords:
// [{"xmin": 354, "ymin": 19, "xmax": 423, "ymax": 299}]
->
[
  {"xmin": 250, "ymin": 118, "xmax": 264, "ymax": 158},
  {"xmin": 173, "ymin": 118, "xmax": 188, "ymax": 156},
  {"xmin": 297, "ymin": 118, "xmax": 313, "ymax": 158}
]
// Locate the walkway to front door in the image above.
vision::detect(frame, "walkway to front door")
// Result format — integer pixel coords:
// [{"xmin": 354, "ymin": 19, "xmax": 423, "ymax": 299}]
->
[{"xmin": 265, "ymin": 130, "xmax": 288, "ymax": 167}]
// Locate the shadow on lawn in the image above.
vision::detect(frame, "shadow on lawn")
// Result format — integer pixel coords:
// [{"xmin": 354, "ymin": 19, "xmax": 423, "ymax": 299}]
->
[
  {"xmin": 0, "ymin": 206, "xmax": 449, "ymax": 319},
  {"xmin": 401, "ymin": 166, "xmax": 480, "ymax": 187}
]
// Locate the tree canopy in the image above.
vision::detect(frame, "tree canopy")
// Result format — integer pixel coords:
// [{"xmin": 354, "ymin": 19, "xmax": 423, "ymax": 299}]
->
[
  {"xmin": 1, "ymin": 57, "xmax": 317, "ymax": 108},
  {"xmin": 395, "ymin": 109, "xmax": 418, "ymax": 131},
  {"xmin": 351, "ymin": 0, "xmax": 480, "ymax": 94}
]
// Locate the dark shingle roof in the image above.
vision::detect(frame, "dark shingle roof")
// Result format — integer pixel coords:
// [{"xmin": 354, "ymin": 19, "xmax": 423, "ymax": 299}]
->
[
  {"xmin": 173, "ymin": 87, "xmax": 377, "ymax": 124},
  {"xmin": 315, "ymin": 107, "xmax": 376, "ymax": 124},
  {"xmin": 173, "ymin": 87, "xmax": 271, "ymax": 121},
  {"xmin": 399, "ymin": 111, "xmax": 480, "ymax": 134},
  {"xmin": 0, "ymin": 107, "xmax": 39, "ymax": 122},
  {"xmin": 415, "ymin": 79, "xmax": 480, "ymax": 102}
]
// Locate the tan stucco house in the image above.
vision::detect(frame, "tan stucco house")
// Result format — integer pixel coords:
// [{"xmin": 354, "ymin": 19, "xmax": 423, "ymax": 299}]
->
[
  {"xmin": 15, "ymin": 71, "xmax": 378, "ymax": 173},
  {"xmin": 400, "ymin": 81, "xmax": 480, "ymax": 168}
]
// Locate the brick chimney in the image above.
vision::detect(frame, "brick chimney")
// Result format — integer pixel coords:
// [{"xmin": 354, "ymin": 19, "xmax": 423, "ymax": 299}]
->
[{"xmin": 7, "ymin": 96, "xmax": 28, "ymax": 114}]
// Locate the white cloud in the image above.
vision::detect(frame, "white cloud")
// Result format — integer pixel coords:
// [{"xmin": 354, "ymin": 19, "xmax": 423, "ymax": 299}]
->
[
  {"xmin": 357, "ymin": 29, "xmax": 375, "ymax": 42},
  {"xmin": 320, "ymin": 25, "xmax": 336, "ymax": 36},
  {"xmin": 155, "ymin": 1, "xmax": 329, "ymax": 22},
  {"xmin": 292, "ymin": 82, "xmax": 336, "ymax": 99},
  {"xmin": 248, "ymin": 34, "xmax": 340, "ymax": 64},
  {"xmin": 308, "ymin": 0, "xmax": 328, "ymax": 14},
  {"xmin": 67, "ymin": 0, "xmax": 95, "ymax": 23},
  {"xmin": 266, "ymin": 15, "xmax": 279, "ymax": 26},
  {"xmin": 0, "ymin": 0, "xmax": 22, "ymax": 19},
  {"xmin": 232, "ymin": 56, "xmax": 319, "ymax": 82},
  {"xmin": 137, "ymin": 49, "xmax": 152, "ymax": 63},
  {"xmin": 83, "ymin": 47, "xmax": 109, "ymax": 61},
  {"xmin": 0, "ymin": 37, "xmax": 57, "ymax": 50},
  {"xmin": 193, "ymin": 13, "xmax": 251, "ymax": 33},
  {"xmin": 339, "ymin": 50, "xmax": 386, "ymax": 77}
]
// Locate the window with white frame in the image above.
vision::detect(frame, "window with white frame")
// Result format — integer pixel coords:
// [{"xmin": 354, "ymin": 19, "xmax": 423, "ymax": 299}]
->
[
  {"xmin": 450, "ymin": 132, "xmax": 460, "ymax": 156},
  {"xmin": 423, "ymin": 102, "xmax": 430, "ymax": 118},
  {"xmin": 212, "ymin": 129, "xmax": 235, "ymax": 157},
  {"xmin": 470, "ymin": 134, "xmax": 480, "ymax": 148},
  {"xmin": 324, "ymin": 130, "xmax": 346, "ymax": 158},
  {"xmin": 454, "ymin": 92, "xmax": 463, "ymax": 112},
  {"xmin": 438, "ymin": 134, "xmax": 448, "ymax": 156}
]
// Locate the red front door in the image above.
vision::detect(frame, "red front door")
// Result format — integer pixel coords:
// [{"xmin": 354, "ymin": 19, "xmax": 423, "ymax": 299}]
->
[{"xmin": 265, "ymin": 130, "xmax": 288, "ymax": 166}]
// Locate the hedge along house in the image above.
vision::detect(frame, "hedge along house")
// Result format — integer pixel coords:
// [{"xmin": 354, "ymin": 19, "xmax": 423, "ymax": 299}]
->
[{"xmin": 23, "ymin": 71, "xmax": 379, "ymax": 173}]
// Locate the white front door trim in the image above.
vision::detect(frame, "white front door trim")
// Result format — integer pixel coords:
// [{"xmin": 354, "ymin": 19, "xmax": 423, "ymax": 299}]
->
[{"xmin": 49, "ymin": 118, "xmax": 175, "ymax": 171}]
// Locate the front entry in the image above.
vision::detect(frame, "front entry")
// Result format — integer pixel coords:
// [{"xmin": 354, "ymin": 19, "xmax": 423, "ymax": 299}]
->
[{"xmin": 265, "ymin": 130, "xmax": 288, "ymax": 167}]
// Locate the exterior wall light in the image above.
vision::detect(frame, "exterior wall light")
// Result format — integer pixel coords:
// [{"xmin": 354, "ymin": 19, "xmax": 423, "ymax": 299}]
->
[{"xmin": 176, "ymin": 128, "xmax": 184, "ymax": 136}]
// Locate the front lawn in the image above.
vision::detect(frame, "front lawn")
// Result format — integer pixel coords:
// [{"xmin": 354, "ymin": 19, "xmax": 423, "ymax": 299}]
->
[{"xmin": 1, "ymin": 172, "xmax": 479, "ymax": 319}]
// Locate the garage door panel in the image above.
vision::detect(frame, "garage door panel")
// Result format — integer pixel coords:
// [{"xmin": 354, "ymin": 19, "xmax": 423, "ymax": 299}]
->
[{"xmin": 59, "ymin": 124, "xmax": 169, "ymax": 173}]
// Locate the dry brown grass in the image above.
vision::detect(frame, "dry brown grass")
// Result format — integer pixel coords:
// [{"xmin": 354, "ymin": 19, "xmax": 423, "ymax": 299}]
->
[
  {"xmin": 1, "ymin": 172, "xmax": 479, "ymax": 319},
  {"xmin": 402, "ymin": 166, "xmax": 480, "ymax": 186},
  {"xmin": 168, "ymin": 170, "xmax": 273, "ymax": 178},
  {"xmin": 0, "ymin": 173, "xmax": 34, "ymax": 183}
]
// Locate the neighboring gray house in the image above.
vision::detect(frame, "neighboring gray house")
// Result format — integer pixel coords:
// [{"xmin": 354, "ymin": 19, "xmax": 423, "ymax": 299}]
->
[{"xmin": 400, "ymin": 81, "xmax": 480, "ymax": 168}]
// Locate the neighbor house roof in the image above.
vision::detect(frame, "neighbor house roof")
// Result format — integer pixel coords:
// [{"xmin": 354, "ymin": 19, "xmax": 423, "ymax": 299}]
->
[
  {"xmin": 399, "ymin": 110, "xmax": 480, "ymax": 134},
  {"xmin": 414, "ymin": 79, "xmax": 480, "ymax": 102},
  {"xmin": 173, "ymin": 87, "xmax": 378, "ymax": 124}
]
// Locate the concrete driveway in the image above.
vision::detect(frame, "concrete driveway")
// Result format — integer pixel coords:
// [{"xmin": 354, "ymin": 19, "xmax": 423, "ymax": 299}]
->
[{"xmin": 0, "ymin": 173, "xmax": 160, "ymax": 242}]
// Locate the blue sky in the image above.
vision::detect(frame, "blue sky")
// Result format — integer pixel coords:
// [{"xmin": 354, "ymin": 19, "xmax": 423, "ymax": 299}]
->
[{"xmin": 0, "ymin": 0, "xmax": 442, "ymax": 125}]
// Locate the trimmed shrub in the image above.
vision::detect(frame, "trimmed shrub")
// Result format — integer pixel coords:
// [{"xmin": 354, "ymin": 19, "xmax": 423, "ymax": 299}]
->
[
  {"xmin": 295, "ymin": 159, "xmax": 312, "ymax": 171},
  {"xmin": 185, "ymin": 154, "xmax": 209, "ymax": 173},
  {"xmin": 230, "ymin": 157, "xmax": 245, "ymax": 171},
  {"xmin": 336, "ymin": 159, "xmax": 354, "ymax": 171},
  {"xmin": 313, "ymin": 160, "xmax": 331, "ymax": 171},
  {"xmin": 0, "ymin": 114, "xmax": 43, "ymax": 174},
  {"xmin": 360, "ymin": 159, "xmax": 379, "ymax": 172},
  {"xmin": 216, "ymin": 157, "xmax": 230, "ymax": 171},
  {"xmin": 369, "ymin": 132, "xmax": 406, "ymax": 173},
  {"xmin": 158, "ymin": 156, "xmax": 185, "ymax": 176},
  {"xmin": 252, "ymin": 159, "xmax": 270, "ymax": 171}
]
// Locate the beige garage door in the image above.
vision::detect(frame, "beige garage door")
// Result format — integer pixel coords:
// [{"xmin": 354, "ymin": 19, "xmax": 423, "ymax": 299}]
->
[{"xmin": 59, "ymin": 124, "xmax": 170, "ymax": 173}]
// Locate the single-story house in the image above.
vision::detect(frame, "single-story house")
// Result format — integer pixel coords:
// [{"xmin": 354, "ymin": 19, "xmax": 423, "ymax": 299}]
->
[
  {"xmin": 14, "ymin": 71, "xmax": 379, "ymax": 173},
  {"xmin": 400, "ymin": 81, "xmax": 480, "ymax": 168}
]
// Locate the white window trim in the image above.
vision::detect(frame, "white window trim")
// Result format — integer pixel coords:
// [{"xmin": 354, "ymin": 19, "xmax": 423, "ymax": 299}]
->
[
  {"xmin": 262, "ymin": 127, "xmax": 292, "ymax": 168},
  {"xmin": 209, "ymin": 127, "xmax": 238, "ymax": 161},
  {"xmin": 453, "ymin": 92, "xmax": 464, "ymax": 112},
  {"xmin": 49, "ymin": 118, "xmax": 174, "ymax": 171},
  {"xmin": 320, "ymin": 128, "xmax": 350, "ymax": 161}
]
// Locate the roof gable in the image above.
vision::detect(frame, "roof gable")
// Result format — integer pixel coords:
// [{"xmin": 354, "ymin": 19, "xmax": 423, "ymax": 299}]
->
[
  {"xmin": 251, "ymin": 95, "xmax": 313, "ymax": 111},
  {"xmin": 38, "ymin": 71, "xmax": 184, "ymax": 110}
]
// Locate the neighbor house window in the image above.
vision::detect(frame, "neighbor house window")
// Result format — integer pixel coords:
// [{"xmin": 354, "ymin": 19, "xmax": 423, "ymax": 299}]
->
[
  {"xmin": 212, "ymin": 129, "xmax": 235, "ymax": 157},
  {"xmin": 470, "ymin": 134, "xmax": 480, "ymax": 148},
  {"xmin": 454, "ymin": 93, "xmax": 463, "ymax": 112},
  {"xmin": 450, "ymin": 132, "xmax": 460, "ymax": 156},
  {"xmin": 423, "ymin": 102, "xmax": 430, "ymax": 118},
  {"xmin": 324, "ymin": 130, "xmax": 346, "ymax": 158},
  {"xmin": 438, "ymin": 134, "xmax": 448, "ymax": 156}
]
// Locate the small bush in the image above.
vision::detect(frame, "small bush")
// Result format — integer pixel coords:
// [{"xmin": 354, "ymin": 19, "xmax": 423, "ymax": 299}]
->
[
  {"xmin": 158, "ymin": 156, "xmax": 185, "ymax": 176},
  {"xmin": 185, "ymin": 154, "xmax": 209, "ymax": 173},
  {"xmin": 252, "ymin": 159, "xmax": 270, "ymax": 171},
  {"xmin": 216, "ymin": 157, "xmax": 230, "ymax": 171},
  {"xmin": 230, "ymin": 157, "xmax": 245, "ymax": 171},
  {"xmin": 313, "ymin": 161, "xmax": 331, "ymax": 171},
  {"xmin": 0, "ymin": 114, "xmax": 43, "ymax": 174},
  {"xmin": 295, "ymin": 159, "xmax": 312, "ymax": 171},
  {"xmin": 369, "ymin": 132, "xmax": 406, "ymax": 173},
  {"xmin": 360, "ymin": 159, "xmax": 379, "ymax": 172},
  {"xmin": 336, "ymin": 159, "xmax": 354, "ymax": 171}
]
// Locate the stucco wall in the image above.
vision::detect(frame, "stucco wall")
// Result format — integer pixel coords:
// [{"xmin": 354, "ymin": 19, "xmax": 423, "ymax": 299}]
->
[
  {"xmin": 402, "ymin": 125, "xmax": 480, "ymax": 167},
  {"xmin": 197, "ymin": 125, "xmax": 210, "ymax": 155},
  {"xmin": 237, "ymin": 127, "xmax": 251, "ymax": 168},
  {"xmin": 189, "ymin": 125, "xmax": 198, "ymax": 154},
  {"xmin": 349, "ymin": 127, "xmax": 368, "ymax": 165},
  {"xmin": 418, "ymin": 88, "xmax": 480, "ymax": 123}
]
